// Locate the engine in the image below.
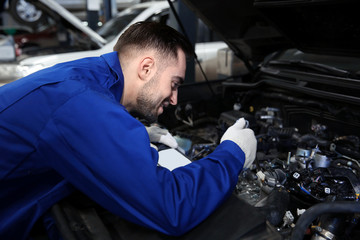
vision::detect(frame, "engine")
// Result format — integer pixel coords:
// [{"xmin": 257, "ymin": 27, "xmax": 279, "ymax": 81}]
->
[{"xmin": 171, "ymin": 96, "xmax": 360, "ymax": 240}]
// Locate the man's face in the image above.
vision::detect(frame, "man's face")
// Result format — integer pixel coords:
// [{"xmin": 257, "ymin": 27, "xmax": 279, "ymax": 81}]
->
[{"xmin": 134, "ymin": 49, "xmax": 186, "ymax": 123}]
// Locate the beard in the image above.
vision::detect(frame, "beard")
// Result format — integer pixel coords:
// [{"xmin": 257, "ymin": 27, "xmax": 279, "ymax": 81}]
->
[{"xmin": 131, "ymin": 75, "xmax": 163, "ymax": 123}]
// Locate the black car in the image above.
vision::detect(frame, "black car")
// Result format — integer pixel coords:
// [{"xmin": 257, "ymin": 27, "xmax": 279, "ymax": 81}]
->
[{"xmin": 29, "ymin": 0, "xmax": 360, "ymax": 239}]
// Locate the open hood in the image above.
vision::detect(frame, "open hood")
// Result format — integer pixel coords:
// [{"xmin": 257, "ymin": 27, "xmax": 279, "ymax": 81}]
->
[
  {"xmin": 181, "ymin": 0, "xmax": 360, "ymax": 64},
  {"xmin": 254, "ymin": 0, "xmax": 360, "ymax": 57}
]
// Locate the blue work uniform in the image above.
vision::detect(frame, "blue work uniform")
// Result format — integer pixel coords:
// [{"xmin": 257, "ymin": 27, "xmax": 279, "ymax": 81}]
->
[{"xmin": 0, "ymin": 52, "xmax": 245, "ymax": 240}]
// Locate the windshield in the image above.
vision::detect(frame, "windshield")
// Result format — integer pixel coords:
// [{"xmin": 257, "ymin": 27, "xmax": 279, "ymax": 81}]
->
[{"xmin": 97, "ymin": 8, "xmax": 145, "ymax": 42}]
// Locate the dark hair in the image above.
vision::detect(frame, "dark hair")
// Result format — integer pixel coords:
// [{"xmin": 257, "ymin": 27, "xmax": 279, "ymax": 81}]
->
[{"xmin": 113, "ymin": 21, "xmax": 193, "ymax": 60}]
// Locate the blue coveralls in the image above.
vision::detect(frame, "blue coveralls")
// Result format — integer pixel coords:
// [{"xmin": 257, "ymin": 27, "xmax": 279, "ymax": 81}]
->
[{"xmin": 0, "ymin": 52, "xmax": 245, "ymax": 239}]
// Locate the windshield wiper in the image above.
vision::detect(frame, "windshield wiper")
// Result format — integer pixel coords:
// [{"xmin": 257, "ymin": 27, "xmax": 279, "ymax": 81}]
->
[{"xmin": 268, "ymin": 60, "xmax": 355, "ymax": 78}]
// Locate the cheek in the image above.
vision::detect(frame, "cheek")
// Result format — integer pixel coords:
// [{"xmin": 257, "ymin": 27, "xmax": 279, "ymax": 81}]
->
[{"xmin": 157, "ymin": 81, "xmax": 172, "ymax": 98}]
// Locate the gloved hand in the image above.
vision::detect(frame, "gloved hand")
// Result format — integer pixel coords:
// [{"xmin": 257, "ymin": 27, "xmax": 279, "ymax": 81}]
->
[
  {"xmin": 146, "ymin": 125, "xmax": 179, "ymax": 149},
  {"xmin": 220, "ymin": 118, "xmax": 257, "ymax": 169}
]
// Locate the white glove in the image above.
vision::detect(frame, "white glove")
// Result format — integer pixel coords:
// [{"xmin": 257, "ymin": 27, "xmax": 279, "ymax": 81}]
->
[
  {"xmin": 146, "ymin": 126, "xmax": 179, "ymax": 149},
  {"xmin": 220, "ymin": 118, "xmax": 257, "ymax": 169}
]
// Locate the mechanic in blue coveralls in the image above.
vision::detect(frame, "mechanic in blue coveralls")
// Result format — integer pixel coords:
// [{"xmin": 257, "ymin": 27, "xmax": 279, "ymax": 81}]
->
[{"xmin": 0, "ymin": 21, "xmax": 257, "ymax": 239}]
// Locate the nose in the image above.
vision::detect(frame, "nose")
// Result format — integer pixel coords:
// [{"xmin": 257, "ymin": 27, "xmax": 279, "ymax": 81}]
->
[{"xmin": 169, "ymin": 89, "xmax": 178, "ymax": 105}]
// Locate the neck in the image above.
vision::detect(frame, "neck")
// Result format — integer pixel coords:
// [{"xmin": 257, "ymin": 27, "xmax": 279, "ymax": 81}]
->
[{"xmin": 120, "ymin": 68, "xmax": 138, "ymax": 112}]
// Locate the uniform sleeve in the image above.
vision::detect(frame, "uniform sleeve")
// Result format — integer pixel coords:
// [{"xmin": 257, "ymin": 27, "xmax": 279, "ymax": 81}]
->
[{"xmin": 37, "ymin": 90, "xmax": 246, "ymax": 236}]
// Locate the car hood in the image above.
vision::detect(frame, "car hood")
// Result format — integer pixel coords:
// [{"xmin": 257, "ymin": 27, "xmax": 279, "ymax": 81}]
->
[
  {"xmin": 33, "ymin": 0, "xmax": 106, "ymax": 47},
  {"xmin": 181, "ymin": 0, "xmax": 360, "ymax": 63}
]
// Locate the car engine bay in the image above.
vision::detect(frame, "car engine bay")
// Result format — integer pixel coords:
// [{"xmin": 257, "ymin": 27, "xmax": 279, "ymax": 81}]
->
[{"xmin": 172, "ymin": 83, "xmax": 360, "ymax": 240}]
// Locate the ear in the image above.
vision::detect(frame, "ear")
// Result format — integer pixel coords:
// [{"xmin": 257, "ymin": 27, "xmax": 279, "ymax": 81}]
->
[{"xmin": 138, "ymin": 57, "xmax": 155, "ymax": 81}]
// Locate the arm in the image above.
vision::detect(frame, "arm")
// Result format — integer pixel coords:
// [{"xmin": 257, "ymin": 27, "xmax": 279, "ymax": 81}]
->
[{"xmin": 38, "ymin": 91, "xmax": 246, "ymax": 236}]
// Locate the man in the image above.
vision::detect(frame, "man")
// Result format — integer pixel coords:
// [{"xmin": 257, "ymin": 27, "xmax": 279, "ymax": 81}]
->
[{"xmin": 0, "ymin": 22, "xmax": 257, "ymax": 239}]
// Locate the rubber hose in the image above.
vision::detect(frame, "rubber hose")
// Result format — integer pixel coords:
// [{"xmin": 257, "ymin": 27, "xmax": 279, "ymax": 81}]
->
[{"xmin": 291, "ymin": 201, "xmax": 360, "ymax": 240}]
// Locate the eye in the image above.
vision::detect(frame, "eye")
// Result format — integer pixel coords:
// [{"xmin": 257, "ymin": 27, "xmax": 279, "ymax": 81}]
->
[{"xmin": 171, "ymin": 82, "xmax": 180, "ymax": 91}]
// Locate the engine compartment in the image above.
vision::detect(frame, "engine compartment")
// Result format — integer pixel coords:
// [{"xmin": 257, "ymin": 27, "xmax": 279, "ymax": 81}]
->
[{"xmin": 168, "ymin": 83, "xmax": 360, "ymax": 239}]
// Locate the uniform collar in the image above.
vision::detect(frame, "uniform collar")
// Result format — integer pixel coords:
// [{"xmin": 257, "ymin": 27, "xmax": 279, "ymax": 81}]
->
[{"xmin": 101, "ymin": 52, "xmax": 124, "ymax": 103}]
